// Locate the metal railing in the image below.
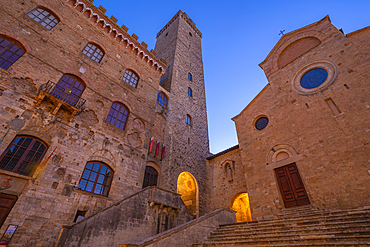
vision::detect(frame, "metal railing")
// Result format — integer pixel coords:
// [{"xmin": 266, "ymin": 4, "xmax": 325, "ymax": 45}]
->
[{"xmin": 40, "ymin": 80, "xmax": 86, "ymax": 110}]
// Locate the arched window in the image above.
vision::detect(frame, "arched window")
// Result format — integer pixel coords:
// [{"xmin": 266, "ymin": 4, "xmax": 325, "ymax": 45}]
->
[
  {"xmin": 0, "ymin": 136, "xmax": 48, "ymax": 176},
  {"xmin": 188, "ymin": 87, "xmax": 192, "ymax": 97},
  {"xmin": 51, "ymin": 74, "xmax": 85, "ymax": 107},
  {"xmin": 186, "ymin": 114, "xmax": 192, "ymax": 125},
  {"xmin": 122, "ymin": 70, "xmax": 139, "ymax": 88},
  {"xmin": 188, "ymin": 73, "xmax": 192, "ymax": 81},
  {"xmin": 142, "ymin": 166, "xmax": 158, "ymax": 188},
  {"xmin": 82, "ymin": 43, "xmax": 104, "ymax": 63},
  {"xmin": 27, "ymin": 7, "xmax": 59, "ymax": 30},
  {"xmin": 78, "ymin": 161, "xmax": 113, "ymax": 196},
  {"xmin": 106, "ymin": 102, "xmax": 129, "ymax": 130},
  {"xmin": 156, "ymin": 92, "xmax": 168, "ymax": 108},
  {"xmin": 0, "ymin": 36, "xmax": 25, "ymax": 70}
]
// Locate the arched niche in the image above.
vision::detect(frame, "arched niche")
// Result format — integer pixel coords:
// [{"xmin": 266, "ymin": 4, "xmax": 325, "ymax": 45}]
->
[
  {"xmin": 177, "ymin": 172, "xmax": 199, "ymax": 218},
  {"xmin": 229, "ymin": 192, "xmax": 252, "ymax": 222},
  {"xmin": 277, "ymin": 37, "xmax": 321, "ymax": 68}
]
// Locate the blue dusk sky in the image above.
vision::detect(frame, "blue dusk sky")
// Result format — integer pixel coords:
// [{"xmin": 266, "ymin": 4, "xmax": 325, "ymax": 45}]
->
[{"xmin": 92, "ymin": 0, "xmax": 369, "ymax": 154}]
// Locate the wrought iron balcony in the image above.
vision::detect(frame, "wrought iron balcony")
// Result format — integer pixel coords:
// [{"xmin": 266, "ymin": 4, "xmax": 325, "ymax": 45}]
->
[{"xmin": 37, "ymin": 80, "xmax": 86, "ymax": 120}]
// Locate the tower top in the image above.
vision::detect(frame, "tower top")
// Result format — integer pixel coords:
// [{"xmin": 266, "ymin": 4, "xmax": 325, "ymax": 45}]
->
[{"xmin": 157, "ymin": 10, "xmax": 202, "ymax": 38}]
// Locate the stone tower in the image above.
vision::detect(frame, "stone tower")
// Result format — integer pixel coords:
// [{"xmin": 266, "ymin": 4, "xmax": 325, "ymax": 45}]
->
[{"xmin": 155, "ymin": 11, "xmax": 210, "ymax": 216}]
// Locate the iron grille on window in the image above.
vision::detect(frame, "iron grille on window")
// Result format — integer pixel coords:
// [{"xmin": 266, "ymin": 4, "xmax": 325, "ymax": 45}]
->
[
  {"xmin": 0, "ymin": 37, "xmax": 25, "ymax": 70},
  {"xmin": 27, "ymin": 7, "xmax": 59, "ymax": 30},
  {"xmin": 0, "ymin": 136, "xmax": 48, "ymax": 176},
  {"xmin": 122, "ymin": 70, "xmax": 139, "ymax": 88},
  {"xmin": 142, "ymin": 166, "xmax": 158, "ymax": 188},
  {"xmin": 82, "ymin": 43, "xmax": 104, "ymax": 63},
  {"xmin": 156, "ymin": 92, "xmax": 167, "ymax": 108},
  {"xmin": 106, "ymin": 102, "xmax": 129, "ymax": 130},
  {"xmin": 78, "ymin": 162, "xmax": 113, "ymax": 196}
]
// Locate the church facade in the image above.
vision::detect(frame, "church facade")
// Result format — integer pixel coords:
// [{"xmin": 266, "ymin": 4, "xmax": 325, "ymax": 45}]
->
[
  {"xmin": 0, "ymin": 0, "xmax": 369, "ymax": 246},
  {"xmin": 208, "ymin": 16, "xmax": 370, "ymax": 221}
]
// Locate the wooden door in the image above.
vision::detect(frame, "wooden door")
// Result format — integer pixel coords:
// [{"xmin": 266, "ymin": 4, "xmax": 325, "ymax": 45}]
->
[
  {"xmin": 275, "ymin": 163, "xmax": 310, "ymax": 208},
  {"xmin": 0, "ymin": 194, "xmax": 17, "ymax": 227}
]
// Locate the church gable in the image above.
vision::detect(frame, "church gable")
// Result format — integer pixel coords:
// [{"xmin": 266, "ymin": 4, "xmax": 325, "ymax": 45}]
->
[{"xmin": 259, "ymin": 16, "xmax": 341, "ymax": 77}]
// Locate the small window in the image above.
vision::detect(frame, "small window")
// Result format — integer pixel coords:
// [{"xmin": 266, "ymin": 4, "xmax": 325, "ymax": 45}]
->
[
  {"xmin": 142, "ymin": 166, "xmax": 158, "ymax": 188},
  {"xmin": 188, "ymin": 73, "xmax": 192, "ymax": 81},
  {"xmin": 186, "ymin": 114, "xmax": 192, "ymax": 125},
  {"xmin": 123, "ymin": 70, "xmax": 139, "ymax": 88},
  {"xmin": 189, "ymin": 32, "xmax": 192, "ymax": 37},
  {"xmin": 188, "ymin": 88, "xmax": 192, "ymax": 97},
  {"xmin": 0, "ymin": 136, "xmax": 48, "ymax": 176},
  {"xmin": 106, "ymin": 102, "xmax": 129, "ymax": 130},
  {"xmin": 255, "ymin": 117, "xmax": 269, "ymax": 130},
  {"xmin": 156, "ymin": 92, "xmax": 167, "ymax": 108},
  {"xmin": 82, "ymin": 43, "xmax": 104, "ymax": 63},
  {"xmin": 27, "ymin": 7, "xmax": 59, "ymax": 30},
  {"xmin": 78, "ymin": 161, "xmax": 113, "ymax": 196},
  {"xmin": 0, "ymin": 37, "xmax": 25, "ymax": 70},
  {"xmin": 73, "ymin": 210, "xmax": 87, "ymax": 223}
]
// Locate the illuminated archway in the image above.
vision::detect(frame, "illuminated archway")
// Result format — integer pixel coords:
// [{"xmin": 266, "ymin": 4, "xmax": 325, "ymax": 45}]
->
[
  {"xmin": 229, "ymin": 193, "xmax": 252, "ymax": 222},
  {"xmin": 177, "ymin": 172, "xmax": 199, "ymax": 217}
]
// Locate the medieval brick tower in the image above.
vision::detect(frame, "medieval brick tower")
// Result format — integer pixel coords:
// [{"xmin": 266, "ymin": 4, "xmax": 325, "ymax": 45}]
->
[{"xmin": 154, "ymin": 11, "xmax": 210, "ymax": 216}]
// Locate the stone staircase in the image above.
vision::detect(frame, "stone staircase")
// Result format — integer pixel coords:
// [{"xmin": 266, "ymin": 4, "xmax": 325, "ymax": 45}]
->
[{"xmin": 193, "ymin": 205, "xmax": 370, "ymax": 246}]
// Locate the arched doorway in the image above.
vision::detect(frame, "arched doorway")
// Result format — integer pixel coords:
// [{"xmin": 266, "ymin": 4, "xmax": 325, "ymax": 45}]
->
[
  {"xmin": 177, "ymin": 172, "xmax": 198, "ymax": 217},
  {"xmin": 230, "ymin": 193, "xmax": 252, "ymax": 222}
]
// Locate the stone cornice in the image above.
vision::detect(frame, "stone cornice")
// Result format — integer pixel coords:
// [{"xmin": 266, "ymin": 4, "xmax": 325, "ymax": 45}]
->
[{"xmin": 65, "ymin": 0, "xmax": 166, "ymax": 74}]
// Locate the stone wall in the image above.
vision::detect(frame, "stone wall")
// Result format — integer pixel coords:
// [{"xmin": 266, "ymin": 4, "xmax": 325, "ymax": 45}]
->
[
  {"xmin": 207, "ymin": 146, "xmax": 248, "ymax": 214},
  {"xmin": 118, "ymin": 208, "xmax": 236, "ymax": 247},
  {"xmin": 56, "ymin": 187, "xmax": 192, "ymax": 247},
  {"xmin": 0, "ymin": 0, "xmax": 171, "ymax": 246}
]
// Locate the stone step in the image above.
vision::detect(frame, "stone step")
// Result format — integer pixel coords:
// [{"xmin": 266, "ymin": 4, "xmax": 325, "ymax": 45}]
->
[
  {"xmin": 218, "ymin": 211, "xmax": 370, "ymax": 230},
  {"xmin": 207, "ymin": 228, "xmax": 370, "ymax": 242},
  {"xmin": 213, "ymin": 218, "xmax": 370, "ymax": 234},
  {"xmin": 193, "ymin": 242, "xmax": 370, "ymax": 247},
  {"xmin": 209, "ymin": 222, "xmax": 370, "ymax": 238},
  {"xmin": 203, "ymin": 235, "xmax": 370, "ymax": 245}
]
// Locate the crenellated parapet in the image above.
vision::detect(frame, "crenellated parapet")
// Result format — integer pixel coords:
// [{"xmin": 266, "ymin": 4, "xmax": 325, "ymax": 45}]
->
[
  {"xmin": 156, "ymin": 10, "xmax": 202, "ymax": 38},
  {"xmin": 65, "ymin": 0, "xmax": 167, "ymax": 74}
]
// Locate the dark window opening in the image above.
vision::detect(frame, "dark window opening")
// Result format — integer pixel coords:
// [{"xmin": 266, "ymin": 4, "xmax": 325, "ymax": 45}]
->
[
  {"xmin": 73, "ymin": 210, "xmax": 87, "ymax": 223},
  {"xmin": 186, "ymin": 114, "xmax": 192, "ymax": 125},
  {"xmin": 188, "ymin": 73, "xmax": 192, "ymax": 81},
  {"xmin": 142, "ymin": 166, "xmax": 158, "ymax": 188},
  {"xmin": 188, "ymin": 88, "xmax": 192, "ymax": 97}
]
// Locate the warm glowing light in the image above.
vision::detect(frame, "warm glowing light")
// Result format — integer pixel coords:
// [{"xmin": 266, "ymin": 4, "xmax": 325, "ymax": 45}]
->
[
  {"xmin": 177, "ymin": 172, "xmax": 198, "ymax": 217},
  {"xmin": 230, "ymin": 193, "xmax": 252, "ymax": 222}
]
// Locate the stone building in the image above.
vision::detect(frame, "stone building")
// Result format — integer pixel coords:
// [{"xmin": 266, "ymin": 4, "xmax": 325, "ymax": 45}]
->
[
  {"xmin": 0, "ymin": 0, "xmax": 209, "ymax": 246},
  {"xmin": 208, "ymin": 16, "xmax": 370, "ymax": 222},
  {"xmin": 0, "ymin": 0, "xmax": 369, "ymax": 246}
]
